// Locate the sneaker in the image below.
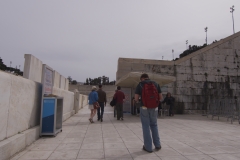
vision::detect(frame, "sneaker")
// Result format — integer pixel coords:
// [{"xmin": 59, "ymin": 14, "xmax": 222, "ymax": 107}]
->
[
  {"xmin": 142, "ymin": 145, "xmax": 152, "ymax": 153},
  {"xmin": 101, "ymin": 118, "xmax": 103, "ymax": 122},
  {"xmin": 120, "ymin": 117, "xmax": 124, "ymax": 121},
  {"xmin": 155, "ymin": 146, "xmax": 161, "ymax": 151}
]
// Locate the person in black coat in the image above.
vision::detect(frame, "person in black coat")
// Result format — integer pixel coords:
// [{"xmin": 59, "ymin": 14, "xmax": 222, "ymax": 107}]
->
[{"xmin": 162, "ymin": 92, "xmax": 175, "ymax": 116}]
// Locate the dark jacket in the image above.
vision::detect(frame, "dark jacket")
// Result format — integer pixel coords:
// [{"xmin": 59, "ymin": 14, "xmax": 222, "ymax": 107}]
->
[
  {"xmin": 97, "ymin": 89, "xmax": 107, "ymax": 104},
  {"xmin": 162, "ymin": 96, "xmax": 175, "ymax": 105}
]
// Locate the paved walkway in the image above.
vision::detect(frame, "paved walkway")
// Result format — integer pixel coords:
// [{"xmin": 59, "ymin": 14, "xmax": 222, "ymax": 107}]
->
[{"xmin": 11, "ymin": 105, "xmax": 240, "ymax": 160}]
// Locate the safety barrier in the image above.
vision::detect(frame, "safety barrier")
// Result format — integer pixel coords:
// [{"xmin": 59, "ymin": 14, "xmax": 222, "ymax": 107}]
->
[{"xmin": 207, "ymin": 99, "xmax": 240, "ymax": 124}]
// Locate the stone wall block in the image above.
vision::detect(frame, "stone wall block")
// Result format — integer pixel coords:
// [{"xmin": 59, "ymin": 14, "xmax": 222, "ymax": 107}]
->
[
  {"xmin": 7, "ymin": 76, "xmax": 41, "ymax": 138},
  {"xmin": 192, "ymin": 81, "xmax": 204, "ymax": 89},
  {"xmin": 176, "ymin": 73, "xmax": 188, "ymax": 81},
  {"xmin": 0, "ymin": 140, "xmax": 11, "ymax": 160},
  {"xmin": 205, "ymin": 60, "xmax": 216, "ymax": 68},
  {"xmin": 219, "ymin": 40, "xmax": 233, "ymax": 49},
  {"xmin": 59, "ymin": 75, "xmax": 66, "ymax": 89},
  {"xmin": 117, "ymin": 62, "xmax": 132, "ymax": 71},
  {"xmin": 174, "ymin": 95, "xmax": 182, "ymax": 102},
  {"xmin": 192, "ymin": 59, "xmax": 204, "ymax": 67},
  {"xmin": 230, "ymin": 83, "xmax": 237, "ymax": 90},
  {"xmin": 176, "ymin": 66, "xmax": 186, "ymax": 73},
  {"xmin": 214, "ymin": 54, "xmax": 227, "ymax": 62},
  {"xmin": 52, "ymin": 88, "xmax": 74, "ymax": 118},
  {"xmin": 181, "ymin": 95, "xmax": 193, "ymax": 103},
  {"xmin": 179, "ymin": 59, "xmax": 191, "ymax": 67},
  {"xmin": 176, "ymin": 88, "xmax": 188, "ymax": 95},
  {"xmin": 192, "ymin": 66, "xmax": 208, "ymax": 73},
  {"xmin": 193, "ymin": 74, "xmax": 205, "ymax": 82},
  {"xmin": 215, "ymin": 61, "xmax": 227, "ymax": 68},
  {"xmin": 53, "ymin": 71, "xmax": 61, "ymax": 88},
  {"xmin": 9, "ymin": 134, "xmax": 26, "ymax": 157},
  {"xmin": 205, "ymin": 51, "xmax": 215, "ymax": 60},
  {"xmin": 183, "ymin": 67, "xmax": 192, "ymax": 74},
  {"xmin": 192, "ymin": 54, "xmax": 203, "ymax": 61},
  {"xmin": 74, "ymin": 89, "xmax": 80, "ymax": 114},
  {"xmin": 233, "ymin": 37, "xmax": 240, "ymax": 49},
  {"xmin": 225, "ymin": 55, "xmax": 235, "ymax": 63},
  {"xmin": 131, "ymin": 63, "xmax": 145, "ymax": 71},
  {"xmin": 228, "ymin": 69, "xmax": 238, "ymax": 76},
  {"xmin": 65, "ymin": 79, "xmax": 69, "ymax": 90},
  {"xmin": 227, "ymin": 62, "xmax": 237, "ymax": 69},
  {"xmin": 23, "ymin": 54, "xmax": 43, "ymax": 83},
  {"xmin": 0, "ymin": 72, "xmax": 11, "ymax": 141}
]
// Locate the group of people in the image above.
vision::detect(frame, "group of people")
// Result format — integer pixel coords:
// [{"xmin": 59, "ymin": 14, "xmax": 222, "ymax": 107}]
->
[
  {"xmin": 88, "ymin": 73, "xmax": 175, "ymax": 153},
  {"xmin": 88, "ymin": 85, "xmax": 126, "ymax": 123},
  {"xmin": 88, "ymin": 85, "xmax": 107, "ymax": 123}
]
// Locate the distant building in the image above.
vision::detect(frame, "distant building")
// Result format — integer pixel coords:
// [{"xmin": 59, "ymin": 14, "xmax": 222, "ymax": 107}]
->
[
  {"xmin": 77, "ymin": 82, "xmax": 84, "ymax": 85},
  {"xmin": 116, "ymin": 32, "xmax": 240, "ymax": 114}
]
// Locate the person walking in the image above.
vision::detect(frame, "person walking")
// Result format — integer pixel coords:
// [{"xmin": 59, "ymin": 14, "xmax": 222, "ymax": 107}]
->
[
  {"xmin": 97, "ymin": 84, "xmax": 107, "ymax": 122},
  {"xmin": 88, "ymin": 86, "xmax": 98, "ymax": 123},
  {"xmin": 162, "ymin": 92, "xmax": 175, "ymax": 116},
  {"xmin": 135, "ymin": 73, "xmax": 163, "ymax": 153},
  {"xmin": 113, "ymin": 86, "xmax": 125, "ymax": 120}
]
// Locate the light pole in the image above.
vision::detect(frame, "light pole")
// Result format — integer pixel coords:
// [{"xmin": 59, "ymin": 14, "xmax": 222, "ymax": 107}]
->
[
  {"xmin": 172, "ymin": 49, "xmax": 174, "ymax": 60},
  {"xmin": 230, "ymin": 5, "xmax": 235, "ymax": 34},
  {"xmin": 162, "ymin": 56, "xmax": 163, "ymax": 60},
  {"xmin": 10, "ymin": 61, "xmax": 12, "ymax": 67},
  {"xmin": 205, "ymin": 27, "xmax": 208, "ymax": 45},
  {"xmin": 186, "ymin": 40, "xmax": 188, "ymax": 50},
  {"xmin": 19, "ymin": 65, "xmax": 21, "ymax": 71}
]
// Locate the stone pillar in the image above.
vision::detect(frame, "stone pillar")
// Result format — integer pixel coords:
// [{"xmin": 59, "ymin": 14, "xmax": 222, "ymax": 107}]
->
[
  {"xmin": 74, "ymin": 89, "xmax": 80, "ymax": 113},
  {"xmin": 82, "ymin": 96, "xmax": 86, "ymax": 108}
]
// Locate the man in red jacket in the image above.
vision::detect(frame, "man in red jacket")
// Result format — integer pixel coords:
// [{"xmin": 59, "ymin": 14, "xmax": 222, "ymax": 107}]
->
[{"xmin": 113, "ymin": 86, "xmax": 125, "ymax": 120}]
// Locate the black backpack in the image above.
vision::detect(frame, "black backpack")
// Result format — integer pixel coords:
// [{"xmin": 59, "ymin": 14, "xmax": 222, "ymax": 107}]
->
[{"xmin": 110, "ymin": 97, "xmax": 116, "ymax": 107}]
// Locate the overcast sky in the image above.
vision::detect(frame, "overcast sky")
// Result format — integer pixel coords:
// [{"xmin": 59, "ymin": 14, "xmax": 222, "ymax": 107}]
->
[{"xmin": 1, "ymin": 0, "xmax": 240, "ymax": 82}]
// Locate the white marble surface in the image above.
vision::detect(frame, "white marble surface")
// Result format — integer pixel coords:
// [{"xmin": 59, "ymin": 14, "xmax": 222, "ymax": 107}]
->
[
  {"xmin": 7, "ymin": 76, "xmax": 41, "ymax": 138},
  {"xmin": 23, "ymin": 54, "xmax": 43, "ymax": 83},
  {"xmin": 53, "ymin": 71, "xmax": 60, "ymax": 88},
  {"xmin": 82, "ymin": 95, "xmax": 88, "ymax": 107},
  {"xmin": 0, "ymin": 139, "xmax": 11, "ymax": 160},
  {"xmin": 0, "ymin": 72, "xmax": 11, "ymax": 141},
  {"xmin": 53, "ymin": 87, "xmax": 74, "ymax": 116},
  {"xmin": 59, "ymin": 75, "xmax": 66, "ymax": 90},
  {"xmin": 65, "ymin": 79, "xmax": 69, "ymax": 90},
  {"xmin": 9, "ymin": 134, "xmax": 26, "ymax": 157},
  {"xmin": 23, "ymin": 126, "xmax": 40, "ymax": 146}
]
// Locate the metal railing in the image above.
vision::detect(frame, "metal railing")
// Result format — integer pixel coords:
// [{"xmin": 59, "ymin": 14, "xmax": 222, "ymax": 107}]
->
[{"xmin": 207, "ymin": 99, "xmax": 240, "ymax": 124}]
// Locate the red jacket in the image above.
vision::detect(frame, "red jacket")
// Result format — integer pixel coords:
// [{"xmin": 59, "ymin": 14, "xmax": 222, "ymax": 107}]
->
[{"xmin": 114, "ymin": 90, "xmax": 125, "ymax": 104}]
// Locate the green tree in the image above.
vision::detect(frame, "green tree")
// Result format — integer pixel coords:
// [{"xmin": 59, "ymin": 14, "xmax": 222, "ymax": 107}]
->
[
  {"xmin": 72, "ymin": 80, "xmax": 77, "ymax": 85},
  {"xmin": 67, "ymin": 76, "xmax": 72, "ymax": 84},
  {"xmin": 85, "ymin": 78, "xmax": 89, "ymax": 85}
]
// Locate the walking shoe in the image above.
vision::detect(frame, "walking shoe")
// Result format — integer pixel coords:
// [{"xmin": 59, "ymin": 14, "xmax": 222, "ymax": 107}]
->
[
  {"xmin": 101, "ymin": 118, "xmax": 103, "ymax": 122},
  {"xmin": 142, "ymin": 146, "xmax": 152, "ymax": 153},
  {"xmin": 89, "ymin": 118, "xmax": 92, "ymax": 123},
  {"xmin": 120, "ymin": 117, "xmax": 124, "ymax": 121},
  {"xmin": 155, "ymin": 146, "xmax": 161, "ymax": 151}
]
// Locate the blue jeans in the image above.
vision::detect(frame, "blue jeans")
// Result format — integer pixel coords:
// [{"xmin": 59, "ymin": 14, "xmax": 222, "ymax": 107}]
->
[
  {"xmin": 97, "ymin": 102, "xmax": 104, "ymax": 119},
  {"xmin": 140, "ymin": 107, "xmax": 161, "ymax": 151}
]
